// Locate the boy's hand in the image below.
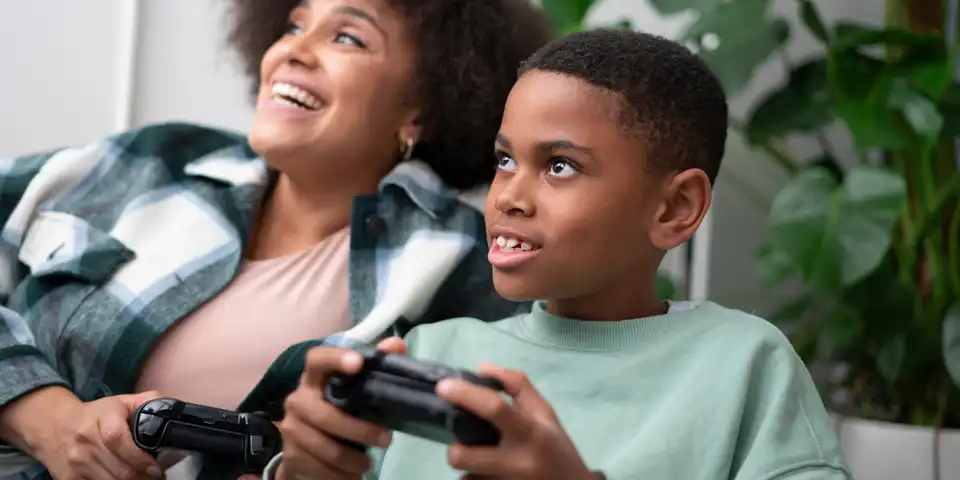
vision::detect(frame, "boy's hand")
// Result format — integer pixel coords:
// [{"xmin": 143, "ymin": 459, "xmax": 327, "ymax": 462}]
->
[
  {"xmin": 436, "ymin": 363, "xmax": 596, "ymax": 480},
  {"xmin": 276, "ymin": 337, "xmax": 406, "ymax": 480}
]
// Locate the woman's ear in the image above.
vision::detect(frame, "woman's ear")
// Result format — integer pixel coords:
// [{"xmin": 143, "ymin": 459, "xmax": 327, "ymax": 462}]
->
[
  {"xmin": 397, "ymin": 110, "xmax": 423, "ymax": 148},
  {"xmin": 648, "ymin": 168, "xmax": 712, "ymax": 251}
]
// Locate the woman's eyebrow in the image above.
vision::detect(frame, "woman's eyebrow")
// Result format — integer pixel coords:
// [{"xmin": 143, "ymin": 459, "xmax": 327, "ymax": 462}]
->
[{"xmin": 335, "ymin": 5, "xmax": 387, "ymax": 37}]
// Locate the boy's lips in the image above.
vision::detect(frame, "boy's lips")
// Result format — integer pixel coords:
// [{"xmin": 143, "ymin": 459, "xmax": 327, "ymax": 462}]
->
[
  {"xmin": 486, "ymin": 226, "xmax": 543, "ymax": 269},
  {"xmin": 488, "ymin": 243, "xmax": 541, "ymax": 268}
]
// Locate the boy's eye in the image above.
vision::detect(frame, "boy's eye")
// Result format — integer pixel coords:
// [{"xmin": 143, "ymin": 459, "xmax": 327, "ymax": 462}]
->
[
  {"xmin": 547, "ymin": 158, "xmax": 578, "ymax": 178},
  {"xmin": 335, "ymin": 32, "xmax": 366, "ymax": 48},
  {"xmin": 495, "ymin": 152, "xmax": 517, "ymax": 171}
]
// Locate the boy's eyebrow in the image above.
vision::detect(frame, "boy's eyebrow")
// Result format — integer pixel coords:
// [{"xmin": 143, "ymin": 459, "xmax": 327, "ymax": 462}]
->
[
  {"xmin": 543, "ymin": 140, "xmax": 595, "ymax": 156},
  {"xmin": 496, "ymin": 134, "xmax": 596, "ymax": 158}
]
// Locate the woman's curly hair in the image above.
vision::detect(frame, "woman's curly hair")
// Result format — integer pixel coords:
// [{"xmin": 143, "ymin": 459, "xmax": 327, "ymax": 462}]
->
[{"xmin": 224, "ymin": 0, "xmax": 553, "ymax": 190}]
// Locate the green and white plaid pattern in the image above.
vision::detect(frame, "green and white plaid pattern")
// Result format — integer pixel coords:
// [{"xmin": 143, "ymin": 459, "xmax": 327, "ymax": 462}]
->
[{"xmin": 0, "ymin": 123, "xmax": 524, "ymax": 479}]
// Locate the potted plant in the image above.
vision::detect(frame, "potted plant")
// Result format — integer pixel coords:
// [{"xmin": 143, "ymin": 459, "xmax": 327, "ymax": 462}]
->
[{"xmin": 645, "ymin": 0, "xmax": 960, "ymax": 478}]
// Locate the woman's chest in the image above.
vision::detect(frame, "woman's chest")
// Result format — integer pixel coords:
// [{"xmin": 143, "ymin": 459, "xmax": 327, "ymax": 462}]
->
[{"xmin": 11, "ymin": 194, "xmax": 248, "ymax": 399}]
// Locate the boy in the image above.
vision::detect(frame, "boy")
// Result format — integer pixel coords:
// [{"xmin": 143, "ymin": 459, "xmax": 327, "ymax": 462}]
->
[{"xmin": 268, "ymin": 29, "xmax": 849, "ymax": 479}]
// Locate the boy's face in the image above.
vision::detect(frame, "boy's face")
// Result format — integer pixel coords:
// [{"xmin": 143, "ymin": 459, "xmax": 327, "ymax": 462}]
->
[{"xmin": 485, "ymin": 70, "xmax": 710, "ymax": 315}]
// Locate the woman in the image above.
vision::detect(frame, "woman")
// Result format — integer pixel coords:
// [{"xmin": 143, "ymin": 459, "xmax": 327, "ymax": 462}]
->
[{"xmin": 0, "ymin": 0, "xmax": 552, "ymax": 478}]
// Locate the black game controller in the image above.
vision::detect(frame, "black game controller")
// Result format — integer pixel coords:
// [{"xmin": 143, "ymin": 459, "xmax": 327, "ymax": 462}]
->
[
  {"xmin": 323, "ymin": 347, "xmax": 504, "ymax": 446},
  {"xmin": 131, "ymin": 398, "xmax": 282, "ymax": 472}
]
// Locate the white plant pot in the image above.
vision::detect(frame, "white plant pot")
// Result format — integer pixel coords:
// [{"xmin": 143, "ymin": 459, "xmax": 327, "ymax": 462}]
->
[{"xmin": 835, "ymin": 415, "xmax": 960, "ymax": 480}]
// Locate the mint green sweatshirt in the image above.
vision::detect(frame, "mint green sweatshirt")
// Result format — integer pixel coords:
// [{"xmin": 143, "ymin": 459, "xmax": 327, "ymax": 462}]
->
[{"xmin": 368, "ymin": 301, "xmax": 849, "ymax": 480}]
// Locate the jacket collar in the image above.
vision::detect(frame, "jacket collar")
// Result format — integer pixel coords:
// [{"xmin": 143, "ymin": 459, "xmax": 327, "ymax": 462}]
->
[{"xmin": 183, "ymin": 145, "xmax": 468, "ymax": 220}]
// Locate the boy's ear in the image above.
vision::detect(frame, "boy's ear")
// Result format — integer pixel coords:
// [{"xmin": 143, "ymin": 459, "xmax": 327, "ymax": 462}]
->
[{"xmin": 649, "ymin": 169, "xmax": 712, "ymax": 251}]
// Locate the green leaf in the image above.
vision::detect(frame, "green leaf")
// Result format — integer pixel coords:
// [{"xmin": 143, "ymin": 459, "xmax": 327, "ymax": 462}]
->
[
  {"xmin": 541, "ymin": 0, "xmax": 598, "ymax": 34},
  {"xmin": 797, "ymin": 0, "xmax": 830, "ymax": 44},
  {"xmin": 666, "ymin": 0, "xmax": 786, "ymax": 96},
  {"xmin": 877, "ymin": 334, "xmax": 905, "ymax": 383},
  {"xmin": 656, "ymin": 273, "xmax": 677, "ymax": 299},
  {"xmin": 886, "ymin": 79, "xmax": 943, "ymax": 144},
  {"xmin": 829, "ymin": 52, "xmax": 916, "ymax": 150},
  {"xmin": 940, "ymin": 104, "xmax": 960, "ymax": 137},
  {"xmin": 594, "ymin": 18, "xmax": 633, "ymax": 31},
  {"xmin": 745, "ymin": 58, "xmax": 833, "ymax": 143},
  {"xmin": 648, "ymin": 0, "xmax": 719, "ymax": 15},
  {"xmin": 756, "ymin": 242, "xmax": 800, "ymax": 286},
  {"xmin": 807, "ymin": 154, "xmax": 844, "ymax": 182},
  {"xmin": 943, "ymin": 304, "xmax": 960, "ymax": 388},
  {"xmin": 832, "ymin": 23, "xmax": 944, "ymax": 52},
  {"xmin": 764, "ymin": 166, "xmax": 907, "ymax": 291},
  {"xmin": 893, "ymin": 53, "xmax": 953, "ymax": 101},
  {"xmin": 691, "ymin": 19, "xmax": 790, "ymax": 95},
  {"xmin": 768, "ymin": 293, "xmax": 814, "ymax": 326},
  {"xmin": 939, "ymin": 82, "xmax": 960, "ymax": 137},
  {"xmin": 820, "ymin": 303, "xmax": 864, "ymax": 350}
]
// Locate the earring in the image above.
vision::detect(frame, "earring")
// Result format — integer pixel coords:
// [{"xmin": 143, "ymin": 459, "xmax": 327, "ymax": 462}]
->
[{"xmin": 401, "ymin": 138, "xmax": 415, "ymax": 162}]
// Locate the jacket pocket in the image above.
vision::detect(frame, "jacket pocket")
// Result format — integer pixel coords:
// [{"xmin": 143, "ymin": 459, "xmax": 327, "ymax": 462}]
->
[{"xmin": 19, "ymin": 211, "xmax": 135, "ymax": 283}]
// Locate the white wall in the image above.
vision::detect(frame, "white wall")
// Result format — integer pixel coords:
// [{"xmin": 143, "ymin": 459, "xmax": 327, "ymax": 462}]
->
[{"xmin": 0, "ymin": 0, "xmax": 884, "ymax": 313}]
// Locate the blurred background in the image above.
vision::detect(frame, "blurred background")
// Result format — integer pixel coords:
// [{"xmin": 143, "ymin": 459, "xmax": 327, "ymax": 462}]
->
[
  {"xmin": 0, "ymin": 0, "xmax": 881, "ymax": 316},
  {"xmin": 2, "ymin": 1, "xmax": 959, "ymax": 479}
]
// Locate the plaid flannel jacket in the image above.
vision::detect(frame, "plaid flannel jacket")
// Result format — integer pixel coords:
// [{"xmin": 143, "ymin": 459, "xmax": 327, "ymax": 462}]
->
[{"xmin": 0, "ymin": 123, "xmax": 525, "ymax": 479}]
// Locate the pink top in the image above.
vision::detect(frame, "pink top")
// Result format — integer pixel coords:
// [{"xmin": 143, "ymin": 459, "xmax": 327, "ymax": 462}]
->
[{"xmin": 135, "ymin": 228, "xmax": 352, "ymax": 410}]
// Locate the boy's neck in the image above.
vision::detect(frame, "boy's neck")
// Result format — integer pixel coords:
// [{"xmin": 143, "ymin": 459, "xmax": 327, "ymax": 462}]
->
[{"xmin": 545, "ymin": 280, "xmax": 668, "ymax": 322}]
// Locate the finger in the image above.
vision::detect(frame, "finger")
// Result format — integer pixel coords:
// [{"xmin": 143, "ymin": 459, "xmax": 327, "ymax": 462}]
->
[
  {"xmin": 119, "ymin": 390, "xmax": 164, "ymax": 414},
  {"xmin": 281, "ymin": 420, "xmax": 373, "ymax": 476},
  {"xmin": 99, "ymin": 412, "xmax": 163, "ymax": 476},
  {"xmin": 91, "ymin": 438, "xmax": 144, "ymax": 479},
  {"xmin": 436, "ymin": 378, "xmax": 528, "ymax": 438},
  {"xmin": 478, "ymin": 363, "xmax": 555, "ymax": 419},
  {"xmin": 447, "ymin": 443, "xmax": 512, "ymax": 476},
  {"xmin": 376, "ymin": 336, "xmax": 407, "ymax": 355},
  {"xmin": 285, "ymin": 387, "xmax": 392, "ymax": 449},
  {"xmin": 84, "ymin": 453, "xmax": 124, "ymax": 480},
  {"xmin": 303, "ymin": 347, "xmax": 364, "ymax": 386},
  {"xmin": 236, "ymin": 475, "xmax": 259, "ymax": 480}
]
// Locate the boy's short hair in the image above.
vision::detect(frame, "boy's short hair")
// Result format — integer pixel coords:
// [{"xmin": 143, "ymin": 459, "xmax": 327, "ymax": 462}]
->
[{"xmin": 519, "ymin": 29, "xmax": 728, "ymax": 184}]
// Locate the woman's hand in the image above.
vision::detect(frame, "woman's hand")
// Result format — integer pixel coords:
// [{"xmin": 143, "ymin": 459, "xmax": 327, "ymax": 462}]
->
[
  {"xmin": 437, "ymin": 363, "xmax": 597, "ymax": 480},
  {"xmin": 36, "ymin": 390, "xmax": 165, "ymax": 480},
  {"xmin": 276, "ymin": 337, "xmax": 407, "ymax": 480}
]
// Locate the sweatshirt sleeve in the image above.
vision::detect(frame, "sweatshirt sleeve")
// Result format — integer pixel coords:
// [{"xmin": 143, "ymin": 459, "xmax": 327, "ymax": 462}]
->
[{"xmin": 731, "ymin": 337, "xmax": 850, "ymax": 480}]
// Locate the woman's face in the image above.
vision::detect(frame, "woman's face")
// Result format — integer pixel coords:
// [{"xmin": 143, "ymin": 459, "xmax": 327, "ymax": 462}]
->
[{"xmin": 249, "ymin": 0, "xmax": 420, "ymax": 181}]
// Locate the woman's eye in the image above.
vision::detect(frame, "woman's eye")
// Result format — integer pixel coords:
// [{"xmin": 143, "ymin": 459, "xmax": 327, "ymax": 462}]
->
[
  {"xmin": 335, "ymin": 32, "xmax": 366, "ymax": 48},
  {"xmin": 496, "ymin": 153, "xmax": 517, "ymax": 171},
  {"xmin": 547, "ymin": 158, "xmax": 578, "ymax": 178},
  {"xmin": 285, "ymin": 23, "xmax": 304, "ymax": 36}
]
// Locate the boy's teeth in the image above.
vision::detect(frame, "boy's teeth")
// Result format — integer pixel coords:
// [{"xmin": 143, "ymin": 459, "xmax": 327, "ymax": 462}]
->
[
  {"xmin": 495, "ymin": 236, "xmax": 537, "ymax": 253},
  {"xmin": 271, "ymin": 82, "xmax": 321, "ymax": 110}
]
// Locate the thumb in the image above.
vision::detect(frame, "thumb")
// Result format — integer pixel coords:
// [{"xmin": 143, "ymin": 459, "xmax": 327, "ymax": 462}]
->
[
  {"xmin": 376, "ymin": 336, "xmax": 407, "ymax": 355},
  {"xmin": 120, "ymin": 390, "xmax": 165, "ymax": 413}
]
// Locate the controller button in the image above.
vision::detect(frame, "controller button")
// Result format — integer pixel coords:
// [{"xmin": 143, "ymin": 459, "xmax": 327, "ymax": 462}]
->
[{"xmin": 249, "ymin": 435, "xmax": 264, "ymax": 455}]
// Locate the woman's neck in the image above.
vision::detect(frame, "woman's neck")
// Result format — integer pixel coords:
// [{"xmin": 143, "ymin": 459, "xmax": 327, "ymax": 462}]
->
[{"xmin": 245, "ymin": 173, "xmax": 373, "ymax": 261}]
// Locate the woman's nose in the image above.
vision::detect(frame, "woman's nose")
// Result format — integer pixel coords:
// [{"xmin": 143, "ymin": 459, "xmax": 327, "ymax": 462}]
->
[{"xmin": 284, "ymin": 29, "xmax": 320, "ymax": 69}]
